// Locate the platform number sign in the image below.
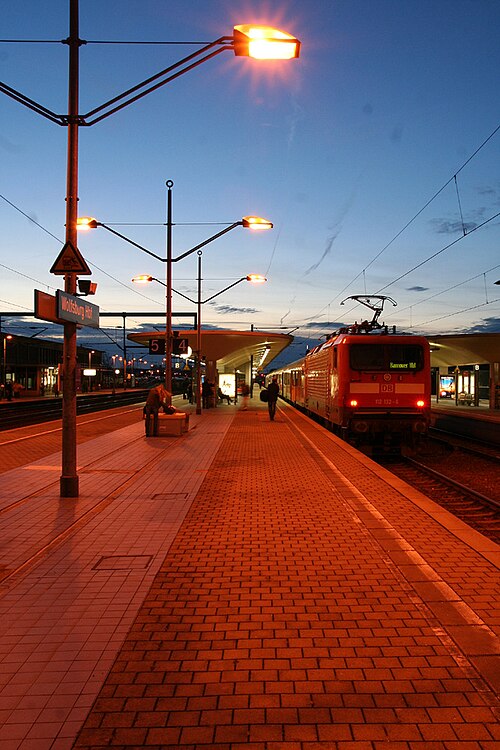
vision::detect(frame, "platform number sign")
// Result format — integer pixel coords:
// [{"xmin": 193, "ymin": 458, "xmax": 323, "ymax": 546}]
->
[
  {"xmin": 173, "ymin": 338, "xmax": 189, "ymax": 356},
  {"xmin": 149, "ymin": 339, "xmax": 165, "ymax": 355},
  {"xmin": 148, "ymin": 338, "xmax": 189, "ymax": 356}
]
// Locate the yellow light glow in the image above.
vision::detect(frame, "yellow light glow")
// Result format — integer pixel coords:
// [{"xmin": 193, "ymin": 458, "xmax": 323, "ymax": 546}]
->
[
  {"xmin": 242, "ymin": 216, "xmax": 273, "ymax": 230},
  {"xmin": 131, "ymin": 275, "xmax": 153, "ymax": 284},
  {"xmin": 233, "ymin": 25, "xmax": 300, "ymax": 60},
  {"xmin": 349, "ymin": 399, "xmax": 358, "ymax": 407},
  {"xmin": 416, "ymin": 400, "xmax": 425, "ymax": 408},
  {"xmin": 76, "ymin": 216, "xmax": 97, "ymax": 231},
  {"xmin": 246, "ymin": 274, "xmax": 267, "ymax": 283}
]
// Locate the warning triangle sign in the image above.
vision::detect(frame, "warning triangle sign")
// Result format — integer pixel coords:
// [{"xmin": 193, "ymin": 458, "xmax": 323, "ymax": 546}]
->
[{"xmin": 50, "ymin": 241, "xmax": 92, "ymax": 276}]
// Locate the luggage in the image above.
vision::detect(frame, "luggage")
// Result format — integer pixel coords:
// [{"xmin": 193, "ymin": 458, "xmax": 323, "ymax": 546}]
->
[{"xmin": 259, "ymin": 389, "xmax": 269, "ymax": 402}]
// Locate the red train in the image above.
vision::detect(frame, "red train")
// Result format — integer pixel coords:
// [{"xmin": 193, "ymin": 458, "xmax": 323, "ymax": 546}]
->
[{"xmin": 272, "ymin": 296, "xmax": 431, "ymax": 453}]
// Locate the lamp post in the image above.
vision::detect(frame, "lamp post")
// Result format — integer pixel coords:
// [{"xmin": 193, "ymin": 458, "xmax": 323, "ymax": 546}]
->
[
  {"xmin": 132, "ymin": 271, "xmax": 267, "ymax": 414},
  {"xmin": 1, "ymin": 2, "xmax": 299, "ymax": 497},
  {"xmin": 80, "ymin": 193, "xmax": 272, "ymax": 407}
]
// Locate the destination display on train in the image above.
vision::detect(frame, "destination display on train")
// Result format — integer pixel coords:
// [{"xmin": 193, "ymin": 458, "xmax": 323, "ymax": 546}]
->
[{"xmin": 389, "ymin": 361, "xmax": 418, "ymax": 370}]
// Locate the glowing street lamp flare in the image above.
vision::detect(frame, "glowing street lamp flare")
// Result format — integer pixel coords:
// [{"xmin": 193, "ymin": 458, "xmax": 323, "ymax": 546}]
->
[
  {"xmin": 132, "ymin": 275, "xmax": 154, "ymax": 284},
  {"xmin": 246, "ymin": 274, "xmax": 267, "ymax": 283},
  {"xmin": 242, "ymin": 216, "xmax": 273, "ymax": 230},
  {"xmin": 76, "ymin": 216, "xmax": 98, "ymax": 230},
  {"xmin": 233, "ymin": 25, "xmax": 301, "ymax": 60}
]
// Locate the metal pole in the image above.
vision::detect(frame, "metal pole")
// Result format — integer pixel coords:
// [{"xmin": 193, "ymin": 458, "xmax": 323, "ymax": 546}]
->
[
  {"xmin": 122, "ymin": 314, "xmax": 127, "ymax": 388},
  {"xmin": 196, "ymin": 251, "xmax": 202, "ymax": 415},
  {"xmin": 60, "ymin": 0, "xmax": 80, "ymax": 498},
  {"xmin": 165, "ymin": 180, "xmax": 173, "ymax": 404}
]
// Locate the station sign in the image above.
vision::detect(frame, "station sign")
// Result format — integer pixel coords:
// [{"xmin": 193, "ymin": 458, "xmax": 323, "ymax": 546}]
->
[
  {"xmin": 148, "ymin": 337, "xmax": 189, "ymax": 356},
  {"xmin": 56, "ymin": 290, "xmax": 99, "ymax": 329},
  {"xmin": 34, "ymin": 290, "xmax": 63, "ymax": 324}
]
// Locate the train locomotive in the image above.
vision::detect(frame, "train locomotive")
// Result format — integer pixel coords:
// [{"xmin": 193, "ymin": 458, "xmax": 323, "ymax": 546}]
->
[{"xmin": 273, "ymin": 296, "xmax": 431, "ymax": 453}]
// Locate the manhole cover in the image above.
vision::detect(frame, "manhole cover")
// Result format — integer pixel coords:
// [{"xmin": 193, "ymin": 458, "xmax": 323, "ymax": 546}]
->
[{"xmin": 93, "ymin": 555, "xmax": 152, "ymax": 571}]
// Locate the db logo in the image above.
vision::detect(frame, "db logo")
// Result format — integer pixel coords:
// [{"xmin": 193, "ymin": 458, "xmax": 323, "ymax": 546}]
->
[{"xmin": 383, "ymin": 374, "xmax": 392, "ymax": 381}]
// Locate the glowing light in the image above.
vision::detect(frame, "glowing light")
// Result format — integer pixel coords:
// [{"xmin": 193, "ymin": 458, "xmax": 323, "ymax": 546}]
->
[
  {"xmin": 416, "ymin": 400, "xmax": 425, "ymax": 408},
  {"xmin": 132, "ymin": 275, "xmax": 154, "ymax": 284},
  {"xmin": 76, "ymin": 216, "xmax": 98, "ymax": 230},
  {"xmin": 242, "ymin": 216, "xmax": 273, "ymax": 230},
  {"xmin": 246, "ymin": 274, "xmax": 267, "ymax": 283},
  {"xmin": 349, "ymin": 399, "xmax": 358, "ymax": 407},
  {"xmin": 233, "ymin": 25, "xmax": 300, "ymax": 60}
]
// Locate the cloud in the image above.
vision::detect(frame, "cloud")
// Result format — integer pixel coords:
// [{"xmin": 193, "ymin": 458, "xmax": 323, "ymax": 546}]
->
[
  {"xmin": 464, "ymin": 316, "xmax": 500, "ymax": 334},
  {"xmin": 406, "ymin": 286, "xmax": 429, "ymax": 292},
  {"xmin": 211, "ymin": 304, "xmax": 259, "ymax": 315},
  {"xmin": 430, "ymin": 218, "xmax": 478, "ymax": 235},
  {"xmin": 301, "ymin": 320, "xmax": 345, "ymax": 331},
  {"xmin": 303, "ymin": 193, "xmax": 357, "ymax": 277}
]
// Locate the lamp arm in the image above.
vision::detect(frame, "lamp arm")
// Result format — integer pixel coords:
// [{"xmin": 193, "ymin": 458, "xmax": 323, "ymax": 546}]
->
[
  {"xmin": 98, "ymin": 223, "xmax": 164, "ymax": 262},
  {"xmin": 202, "ymin": 277, "xmax": 246, "ymax": 304},
  {"xmin": 145, "ymin": 277, "xmax": 197, "ymax": 305},
  {"xmin": 173, "ymin": 221, "xmax": 242, "ymax": 262},
  {"xmin": 0, "ymin": 80, "xmax": 65, "ymax": 125},
  {"xmin": 83, "ymin": 38, "xmax": 233, "ymax": 126},
  {"xmin": 173, "ymin": 288, "xmax": 197, "ymax": 305}
]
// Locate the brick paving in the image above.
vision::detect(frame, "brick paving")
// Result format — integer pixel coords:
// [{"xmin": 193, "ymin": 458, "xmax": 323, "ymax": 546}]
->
[
  {"xmin": 0, "ymin": 398, "xmax": 498, "ymax": 749},
  {"xmin": 73, "ymin": 403, "xmax": 499, "ymax": 750}
]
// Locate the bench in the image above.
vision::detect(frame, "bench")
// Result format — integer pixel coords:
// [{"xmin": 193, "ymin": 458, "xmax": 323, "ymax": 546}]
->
[{"xmin": 457, "ymin": 392, "xmax": 475, "ymax": 406}]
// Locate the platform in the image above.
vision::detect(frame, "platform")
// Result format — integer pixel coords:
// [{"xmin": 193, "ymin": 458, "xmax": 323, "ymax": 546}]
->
[{"xmin": 0, "ymin": 398, "xmax": 498, "ymax": 749}]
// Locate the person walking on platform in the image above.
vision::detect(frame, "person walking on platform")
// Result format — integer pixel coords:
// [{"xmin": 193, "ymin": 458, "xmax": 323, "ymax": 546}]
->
[
  {"xmin": 267, "ymin": 375, "xmax": 279, "ymax": 421},
  {"xmin": 144, "ymin": 384, "xmax": 169, "ymax": 437}
]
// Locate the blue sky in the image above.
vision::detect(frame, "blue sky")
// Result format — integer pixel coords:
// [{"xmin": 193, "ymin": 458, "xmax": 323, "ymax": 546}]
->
[{"xmin": 1, "ymin": 0, "xmax": 499, "ymax": 360}]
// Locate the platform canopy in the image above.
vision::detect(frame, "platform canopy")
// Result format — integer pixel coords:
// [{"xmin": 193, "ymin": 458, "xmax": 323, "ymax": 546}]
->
[
  {"xmin": 427, "ymin": 333, "xmax": 500, "ymax": 368},
  {"xmin": 128, "ymin": 329, "xmax": 293, "ymax": 372}
]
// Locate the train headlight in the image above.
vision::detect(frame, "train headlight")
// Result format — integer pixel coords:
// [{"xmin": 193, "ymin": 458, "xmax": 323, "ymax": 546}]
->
[
  {"xmin": 349, "ymin": 399, "xmax": 358, "ymax": 407},
  {"xmin": 416, "ymin": 400, "xmax": 425, "ymax": 408}
]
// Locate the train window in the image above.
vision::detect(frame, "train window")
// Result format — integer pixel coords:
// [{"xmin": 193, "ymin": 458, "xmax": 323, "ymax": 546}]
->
[
  {"xmin": 350, "ymin": 345, "xmax": 385, "ymax": 370},
  {"xmin": 350, "ymin": 344, "xmax": 424, "ymax": 371},
  {"xmin": 387, "ymin": 345, "xmax": 424, "ymax": 371}
]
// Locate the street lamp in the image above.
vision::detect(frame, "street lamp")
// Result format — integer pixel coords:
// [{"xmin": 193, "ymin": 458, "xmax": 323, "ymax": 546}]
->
[
  {"xmin": 79, "ymin": 192, "xmax": 272, "ymax": 405},
  {"xmin": 2, "ymin": 334, "xmax": 13, "ymax": 389},
  {"xmin": 132, "ymin": 270, "xmax": 267, "ymax": 414},
  {"xmin": 1, "ymin": 1, "xmax": 299, "ymax": 498}
]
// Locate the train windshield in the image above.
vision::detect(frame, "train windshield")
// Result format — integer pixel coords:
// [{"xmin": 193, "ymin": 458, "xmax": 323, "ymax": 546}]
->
[{"xmin": 350, "ymin": 344, "xmax": 424, "ymax": 372}]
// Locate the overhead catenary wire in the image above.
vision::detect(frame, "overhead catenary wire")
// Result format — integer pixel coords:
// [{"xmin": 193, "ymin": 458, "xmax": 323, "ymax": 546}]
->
[{"xmin": 301, "ymin": 122, "xmax": 500, "ymax": 328}]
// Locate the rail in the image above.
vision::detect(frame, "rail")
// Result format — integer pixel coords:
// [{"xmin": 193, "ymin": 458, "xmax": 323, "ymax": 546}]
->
[{"xmin": 0, "ymin": 390, "xmax": 149, "ymax": 431}]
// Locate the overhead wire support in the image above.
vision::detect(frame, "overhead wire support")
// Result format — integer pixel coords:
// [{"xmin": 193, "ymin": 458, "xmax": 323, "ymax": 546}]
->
[{"xmin": 454, "ymin": 175, "xmax": 467, "ymax": 236}]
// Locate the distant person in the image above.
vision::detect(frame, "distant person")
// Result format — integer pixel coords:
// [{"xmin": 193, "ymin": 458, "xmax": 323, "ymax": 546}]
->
[
  {"xmin": 267, "ymin": 375, "xmax": 280, "ymax": 421},
  {"xmin": 240, "ymin": 382, "xmax": 250, "ymax": 410},
  {"xmin": 218, "ymin": 386, "xmax": 231, "ymax": 405},
  {"xmin": 202, "ymin": 379, "xmax": 214, "ymax": 409},
  {"xmin": 4, "ymin": 382, "xmax": 13, "ymax": 401},
  {"xmin": 13, "ymin": 382, "xmax": 24, "ymax": 398},
  {"xmin": 144, "ymin": 384, "xmax": 170, "ymax": 437}
]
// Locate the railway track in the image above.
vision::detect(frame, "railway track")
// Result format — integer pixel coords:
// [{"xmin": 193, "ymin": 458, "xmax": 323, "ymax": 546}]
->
[
  {"xmin": 382, "ymin": 451, "xmax": 500, "ymax": 544},
  {"xmin": 0, "ymin": 389, "xmax": 149, "ymax": 430}
]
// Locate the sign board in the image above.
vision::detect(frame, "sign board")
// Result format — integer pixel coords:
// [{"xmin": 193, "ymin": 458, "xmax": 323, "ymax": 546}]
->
[
  {"xmin": 56, "ymin": 290, "xmax": 99, "ymax": 329},
  {"xmin": 50, "ymin": 241, "xmax": 92, "ymax": 276},
  {"xmin": 173, "ymin": 337, "xmax": 189, "ymax": 356},
  {"xmin": 149, "ymin": 339, "xmax": 165, "ymax": 355},
  {"xmin": 148, "ymin": 338, "xmax": 189, "ymax": 356},
  {"xmin": 34, "ymin": 290, "xmax": 64, "ymax": 324}
]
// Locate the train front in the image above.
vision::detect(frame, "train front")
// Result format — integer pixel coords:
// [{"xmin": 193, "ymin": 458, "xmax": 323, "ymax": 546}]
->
[{"xmin": 337, "ymin": 334, "xmax": 431, "ymax": 452}]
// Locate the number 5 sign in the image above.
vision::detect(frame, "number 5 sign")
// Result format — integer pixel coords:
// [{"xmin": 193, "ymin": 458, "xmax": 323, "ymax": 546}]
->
[{"xmin": 148, "ymin": 339, "xmax": 165, "ymax": 355}]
